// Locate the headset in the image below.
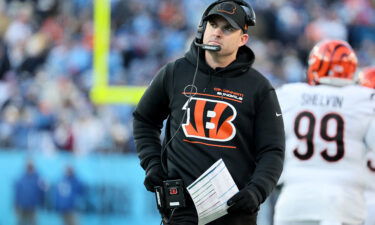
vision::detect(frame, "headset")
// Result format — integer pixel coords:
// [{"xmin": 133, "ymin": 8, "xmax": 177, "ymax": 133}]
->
[{"xmin": 194, "ymin": 0, "xmax": 256, "ymax": 51}]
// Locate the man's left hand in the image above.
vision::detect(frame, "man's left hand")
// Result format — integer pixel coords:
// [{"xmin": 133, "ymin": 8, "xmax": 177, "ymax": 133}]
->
[{"xmin": 226, "ymin": 188, "xmax": 259, "ymax": 214}]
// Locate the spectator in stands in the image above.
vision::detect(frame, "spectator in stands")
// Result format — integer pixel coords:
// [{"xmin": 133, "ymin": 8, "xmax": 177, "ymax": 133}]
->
[
  {"xmin": 14, "ymin": 160, "xmax": 46, "ymax": 225},
  {"xmin": 52, "ymin": 165, "xmax": 84, "ymax": 225}
]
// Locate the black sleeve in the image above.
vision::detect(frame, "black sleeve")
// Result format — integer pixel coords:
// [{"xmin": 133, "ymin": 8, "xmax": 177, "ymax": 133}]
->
[
  {"xmin": 133, "ymin": 63, "xmax": 173, "ymax": 172},
  {"xmin": 248, "ymin": 88, "xmax": 285, "ymax": 203}
]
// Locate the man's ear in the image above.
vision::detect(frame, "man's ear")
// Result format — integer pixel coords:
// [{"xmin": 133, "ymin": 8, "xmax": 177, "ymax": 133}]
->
[{"xmin": 239, "ymin": 34, "xmax": 249, "ymax": 47}]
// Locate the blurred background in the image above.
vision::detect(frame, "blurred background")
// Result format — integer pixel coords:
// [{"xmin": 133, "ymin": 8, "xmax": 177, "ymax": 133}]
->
[{"xmin": 0, "ymin": 0, "xmax": 374, "ymax": 224}]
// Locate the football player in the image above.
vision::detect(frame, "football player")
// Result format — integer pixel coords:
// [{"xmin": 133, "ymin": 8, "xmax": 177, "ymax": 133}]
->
[{"xmin": 274, "ymin": 40, "xmax": 375, "ymax": 225}]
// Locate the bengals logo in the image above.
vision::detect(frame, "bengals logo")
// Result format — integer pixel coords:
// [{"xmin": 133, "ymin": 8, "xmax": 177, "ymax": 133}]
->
[
  {"xmin": 307, "ymin": 40, "xmax": 357, "ymax": 85},
  {"xmin": 182, "ymin": 97, "xmax": 237, "ymax": 142}
]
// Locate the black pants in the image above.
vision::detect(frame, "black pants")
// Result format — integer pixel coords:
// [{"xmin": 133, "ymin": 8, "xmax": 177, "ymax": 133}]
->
[{"xmin": 163, "ymin": 194, "xmax": 257, "ymax": 225}]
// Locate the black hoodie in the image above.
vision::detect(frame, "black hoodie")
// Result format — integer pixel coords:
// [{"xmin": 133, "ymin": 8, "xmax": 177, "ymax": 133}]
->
[{"xmin": 133, "ymin": 42, "xmax": 285, "ymax": 204}]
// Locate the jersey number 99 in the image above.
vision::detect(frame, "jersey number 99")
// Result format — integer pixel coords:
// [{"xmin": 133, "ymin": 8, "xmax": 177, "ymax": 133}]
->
[{"xmin": 293, "ymin": 111, "xmax": 345, "ymax": 162}]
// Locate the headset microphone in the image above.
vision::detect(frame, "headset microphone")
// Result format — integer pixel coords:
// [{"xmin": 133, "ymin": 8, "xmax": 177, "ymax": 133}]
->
[{"xmin": 194, "ymin": 40, "xmax": 221, "ymax": 52}]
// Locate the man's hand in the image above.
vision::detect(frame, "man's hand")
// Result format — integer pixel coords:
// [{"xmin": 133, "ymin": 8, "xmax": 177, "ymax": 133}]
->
[
  {"xmin": 227, "ymin": 187, "xmax": 260, "ymax": 214},
  {"xmin": 144, "ymin": 164, "xmax": 166, "ymax": 192}
]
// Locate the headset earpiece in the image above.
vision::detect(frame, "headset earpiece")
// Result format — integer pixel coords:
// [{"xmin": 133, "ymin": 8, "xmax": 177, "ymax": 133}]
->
[
  {"xmin": 195, "ymin": 21, "xmax": 206, "ymax": 43},
  {"xmin": 195, "ymin": 2, "xmax": 217, "ymax": 43},
  {"xmin": 240, "ymin": 4, "xmax": 256, "ymax": 26}
]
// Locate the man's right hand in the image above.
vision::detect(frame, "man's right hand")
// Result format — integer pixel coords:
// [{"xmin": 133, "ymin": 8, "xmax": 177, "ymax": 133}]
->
[{"xmin": 144, "ymin": 164, "xmax": 166, "ymax": 192}]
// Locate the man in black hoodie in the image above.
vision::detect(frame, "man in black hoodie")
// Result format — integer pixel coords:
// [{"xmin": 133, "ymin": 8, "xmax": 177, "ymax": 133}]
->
[{"xmin": 133, "ymin": 1, "xmax": 285, "ymax": 224}]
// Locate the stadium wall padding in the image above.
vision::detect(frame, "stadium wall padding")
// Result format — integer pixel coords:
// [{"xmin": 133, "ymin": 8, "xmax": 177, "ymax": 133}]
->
[{"xmin": 0, "ymin": 151, "xmax": 160, "ymax": 225}]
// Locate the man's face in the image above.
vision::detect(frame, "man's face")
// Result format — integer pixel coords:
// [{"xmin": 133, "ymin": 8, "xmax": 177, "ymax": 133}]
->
[{"xmin": 203, "ymin": 15, "xmax": 248, "ymax": 56}]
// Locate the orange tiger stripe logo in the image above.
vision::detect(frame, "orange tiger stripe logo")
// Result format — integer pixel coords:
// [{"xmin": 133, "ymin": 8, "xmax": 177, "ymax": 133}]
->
[
  {"xmin": 182, "ymin": 97, "xmax": 237, "ymax": 142},
  {"xmin": 307, "ymin": 40, "xmax": 357, "ymax": 85}
]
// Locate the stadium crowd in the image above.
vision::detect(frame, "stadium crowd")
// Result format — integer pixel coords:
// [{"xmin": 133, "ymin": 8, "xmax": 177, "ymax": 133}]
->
[{"xmin": 0, "ymin": 0, "xmax": 374, "ymax": 155}]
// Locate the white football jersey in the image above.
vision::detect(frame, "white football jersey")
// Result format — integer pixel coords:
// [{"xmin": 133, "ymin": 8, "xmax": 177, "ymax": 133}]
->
[{"xmin": 274, "ymin": 83, "xmax": 375, "ymax": 224}]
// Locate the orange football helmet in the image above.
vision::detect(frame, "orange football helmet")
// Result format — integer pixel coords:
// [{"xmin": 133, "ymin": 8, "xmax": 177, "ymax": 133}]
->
[
  {"xmin": 307, "ymin": 40, "xmax": 358, "ymax": 86},
  {"xmin": 358, "ymin": 66, "xmax": 375, "ymax": 89}
]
